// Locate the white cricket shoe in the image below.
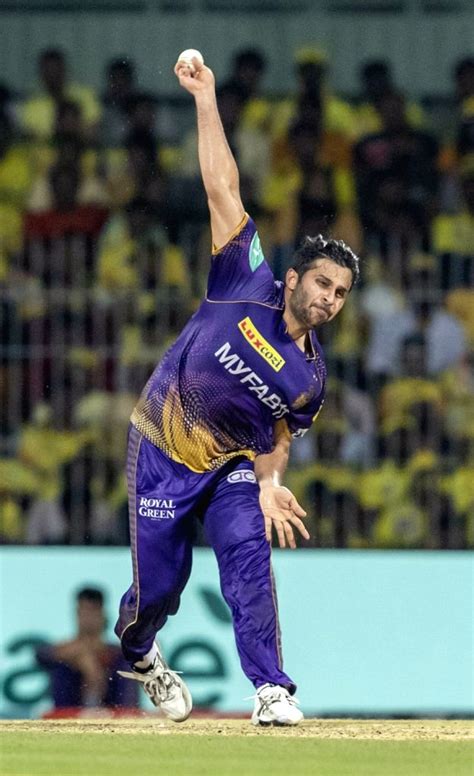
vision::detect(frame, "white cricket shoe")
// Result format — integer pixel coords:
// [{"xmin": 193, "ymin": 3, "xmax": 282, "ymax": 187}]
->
[
  {"xmin": 251, "ymin": 683, "xmax": 303, "ymax": 726},
  {"xmin": 118, "ymin": 644, "xmax": 192, "ymax": 722}
]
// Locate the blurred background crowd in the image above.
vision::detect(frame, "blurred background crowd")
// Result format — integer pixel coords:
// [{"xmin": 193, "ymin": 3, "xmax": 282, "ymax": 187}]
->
[{"xmin": 0, "ymin": 43, "xmax": 472, "ymax": 550}]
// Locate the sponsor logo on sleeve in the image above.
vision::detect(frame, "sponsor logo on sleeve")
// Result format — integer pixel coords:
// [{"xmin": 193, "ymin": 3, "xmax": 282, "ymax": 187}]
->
[
  {"xmin": 238, "ymin": 317, "xmax": 285, "ymax": 372},
  {"xmin": 248, "ymin": 232, "xmax": 265, "ymax": 271},
  {"xmin": 226, "ymin": 470, "xmax": 257, "ymax": 484}
]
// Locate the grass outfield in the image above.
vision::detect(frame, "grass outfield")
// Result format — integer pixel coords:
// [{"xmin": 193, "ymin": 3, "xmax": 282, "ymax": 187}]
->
[{"xmin": 1, "ymin": 719, "xmax": 473, "ymax": 776}]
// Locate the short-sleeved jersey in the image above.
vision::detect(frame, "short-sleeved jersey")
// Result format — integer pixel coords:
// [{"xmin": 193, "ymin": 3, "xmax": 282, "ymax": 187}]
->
[{"xmin": 131, "ymin": 215, "xmax": 327, "ymax": 472}]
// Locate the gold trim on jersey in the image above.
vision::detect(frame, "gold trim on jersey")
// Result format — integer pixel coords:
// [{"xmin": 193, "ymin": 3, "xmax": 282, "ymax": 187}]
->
[
  {"xmin": 211, "ymin": 213, "xmax": 249, "ymax": 255},
  {"xmin": 131, "ymin": 388, "xmax": 256, "ymax": 473}
]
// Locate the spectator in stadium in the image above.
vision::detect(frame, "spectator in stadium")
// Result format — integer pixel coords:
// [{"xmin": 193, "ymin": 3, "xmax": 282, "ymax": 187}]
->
[
  {"xmin": 221, "ymin": 47, "xmax": 270, "ymax": 132},
  {"xmin": 371, "ymin": 458, "xmax": 445, "ymax": 549},
  {"xmin": 263, "ymin": 106, "xmax": 360, "ymax": 276},
  {"xmin": 441, "ymin": 459, "xmax": 474, "ymax": 547},
  {"xmin": 359, "ymin": 390, "xmax": 449, "ymax": 550},
  {"xmin": 24, "ymin": 158, "xmax": 108, "ymax": 243},
  {"xmin": 0, "ymin": 112, "xmax": 32, "ymax": 267},
  {"xmin": 354, "ymin": 90, "xmax": 438, "ymax": 252},
  {"xmin": 27, "ymin": 100, "xmax": 107, "ymax": 212},
  {"xmin": 36, "ymin": 586, "xmax": 137, "ymax": 709},
  {"xmin": 100, "ymin": 57, "xmax": 139, "ymax": 147},
  {"xmin": 105, "ymin": 96, "xmax": 166, "ymax": 212},
  {"xmin": 96, "ymin": 195, "xmax": 191, "ymax": 335},
  {"xmin": 125, "ymin": 92, "xmax": 158, "ymax": 141},
  {"xmin": 271, "ymin": 47, "xmax": 354, "ymax": 142},
  {"xmin": 432, "ymin": 155, "xmax": 474, "ymax": 287},
  {"xmin": 16, "ymin": 402, "xmax": 90, "ymax": 544},
  {"xmin": 364, "ymin": 257, "xmax": 466, "ymax": 382},
  {"xmin": 377, "ymin": 334, "xmax": 445, "ymax": 451},
  {"xmin": 60, "ymin": 445, "xmax": 121, "ymax": 545},
  {"xmin": 439, "ymin": 349, "xmax": 474, "ymax": 465},
  {"xmin": 225, "ymin": 47, "xmax": 267, "ymax": 102},
  {"xmin": 353, "ymin": 59, "xmax": 426, "ymax": 139},
  {"xmin": 312, "ymin": 483, "xmax": 361, "ymax": 548},
  {"xmin": 0, "ymin": 113, "xmax": 32, "ymax": 206},
  {"xmin": 19, "ymin": 48, "xmax": 101, "ymax": 141},
  {"xmin": 285, "ymin": 402, "xmax": 361, "ymax": 547}
]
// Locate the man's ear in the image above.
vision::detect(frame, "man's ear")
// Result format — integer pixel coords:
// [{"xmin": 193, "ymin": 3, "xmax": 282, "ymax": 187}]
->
[{"xmin": 285, "ymin": 267, "xmax": 298, "ymax": 290}]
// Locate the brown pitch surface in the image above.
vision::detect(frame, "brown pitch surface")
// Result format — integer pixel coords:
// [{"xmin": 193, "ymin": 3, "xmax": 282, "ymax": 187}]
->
[{"xmin": 1, "ymin": 718, "xmax": 472, "ymax": 740}]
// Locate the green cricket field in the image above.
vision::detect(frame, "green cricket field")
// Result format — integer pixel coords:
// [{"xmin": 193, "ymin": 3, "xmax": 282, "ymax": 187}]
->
[{"xmin": 1, "ymin": 718, "xmax": 472, "ymax": 776}]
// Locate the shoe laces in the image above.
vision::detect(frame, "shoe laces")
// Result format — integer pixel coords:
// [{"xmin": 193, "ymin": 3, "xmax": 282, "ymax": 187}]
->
[
  {"xmin": 118, "ymin": 661, "xmax": 183, "ymax": 704},
  {"xmin": 246, "ymin": 684, "xmax": 300, "ymax": 708},
  {"xmin": 143, "ymin": 668, "xmax": 181, "ymax": 705}
]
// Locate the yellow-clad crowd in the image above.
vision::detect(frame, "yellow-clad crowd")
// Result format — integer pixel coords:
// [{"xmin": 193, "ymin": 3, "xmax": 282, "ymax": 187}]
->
[{"xmin": 0, "ymin": 47, "xmax": 473, "ymax": 547}]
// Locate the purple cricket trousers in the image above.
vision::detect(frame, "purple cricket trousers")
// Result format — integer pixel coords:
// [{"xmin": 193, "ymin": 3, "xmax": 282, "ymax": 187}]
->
[{"xmin": 115, "ymin": 425, "xmax": 295, "ymax": 692}]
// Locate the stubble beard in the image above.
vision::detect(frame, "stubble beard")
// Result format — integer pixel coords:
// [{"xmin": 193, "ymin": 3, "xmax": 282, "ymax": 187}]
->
[{"xmin": 289, "ymin": 286, "xmax": 321, "ymax": 330}]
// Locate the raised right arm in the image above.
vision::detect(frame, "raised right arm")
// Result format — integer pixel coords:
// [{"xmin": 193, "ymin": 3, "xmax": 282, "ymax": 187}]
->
[{"xmin": 174, "ymin": 54, "xmax": 245, "ymax": 250}]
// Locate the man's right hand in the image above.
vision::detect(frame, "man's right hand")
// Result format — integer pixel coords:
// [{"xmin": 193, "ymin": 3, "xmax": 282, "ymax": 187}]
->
[
  {"xmin": 174, "ymin": 56, "xmax": 215, "ymax": 95},
  {"xmin": 174, "ymin": 51, "xmax": 245, "ymax": 250}
]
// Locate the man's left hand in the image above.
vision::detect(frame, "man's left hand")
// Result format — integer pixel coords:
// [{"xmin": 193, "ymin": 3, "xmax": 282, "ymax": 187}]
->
[{"xmin": 259, "ymin": 484, "xmax": 310, "ymax": 549}]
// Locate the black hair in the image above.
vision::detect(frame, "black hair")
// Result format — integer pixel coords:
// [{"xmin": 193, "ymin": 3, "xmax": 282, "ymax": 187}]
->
[
  {"xmin": 108, "ymin": 57, "xmax": 135, "ymax": 76},
  {"xmin": 454, "ymin": 56, "xmax": 474, "ymax": 80},
  {"xmin": 39, "ymin": 47, "xmax": 65, "ymax": 64},
  {"xmin": 76, "ymin": 587, "xmax": 104, "ymax": 606},
  {"xmin": 361, "ymin": 60, "xmax": 391, "ymax": 80},
  {"xmin": 233, "ymin": 48, "xmax": 266, "ymax": 73},
  {"xmin": 291, "ymin": 235, "xmax": 360, "ymax": 288}
]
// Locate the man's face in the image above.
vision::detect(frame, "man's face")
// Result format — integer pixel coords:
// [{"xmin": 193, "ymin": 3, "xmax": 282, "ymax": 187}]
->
[
  {"xmin": 286, "ymin": 258, "xmax": 352, "ymax": 328},
  {"xmin": 77, "ymin": 599, "xmax": 105, "ymax": 637}
]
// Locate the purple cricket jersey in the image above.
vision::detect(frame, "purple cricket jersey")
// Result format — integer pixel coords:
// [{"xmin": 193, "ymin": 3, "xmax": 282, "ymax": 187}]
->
[{"xmin": 131, "ymin": 214, "xmax": 327, "ymax": 472}]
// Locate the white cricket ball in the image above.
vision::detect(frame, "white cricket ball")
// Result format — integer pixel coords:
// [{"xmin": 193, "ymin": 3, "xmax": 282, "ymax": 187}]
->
[{"xmin": 177, "ymin": 49, "xmax": 204, "ymax": 73}]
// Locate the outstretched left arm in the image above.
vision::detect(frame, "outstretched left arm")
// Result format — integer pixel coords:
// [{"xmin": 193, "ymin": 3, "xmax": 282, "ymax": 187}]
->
[{"xmin": 255, "ymin": 421, "xmax": 310, "ymax": 549}]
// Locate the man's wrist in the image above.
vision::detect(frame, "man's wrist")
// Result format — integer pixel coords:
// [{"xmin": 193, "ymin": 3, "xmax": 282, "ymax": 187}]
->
[
  {"xmin": 194, "ymin": 88, "xmax": 217, "ymax": 107},
  {"xmin": 257, "ymin": 477, "xmax": 281, "ymax": 489}
]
